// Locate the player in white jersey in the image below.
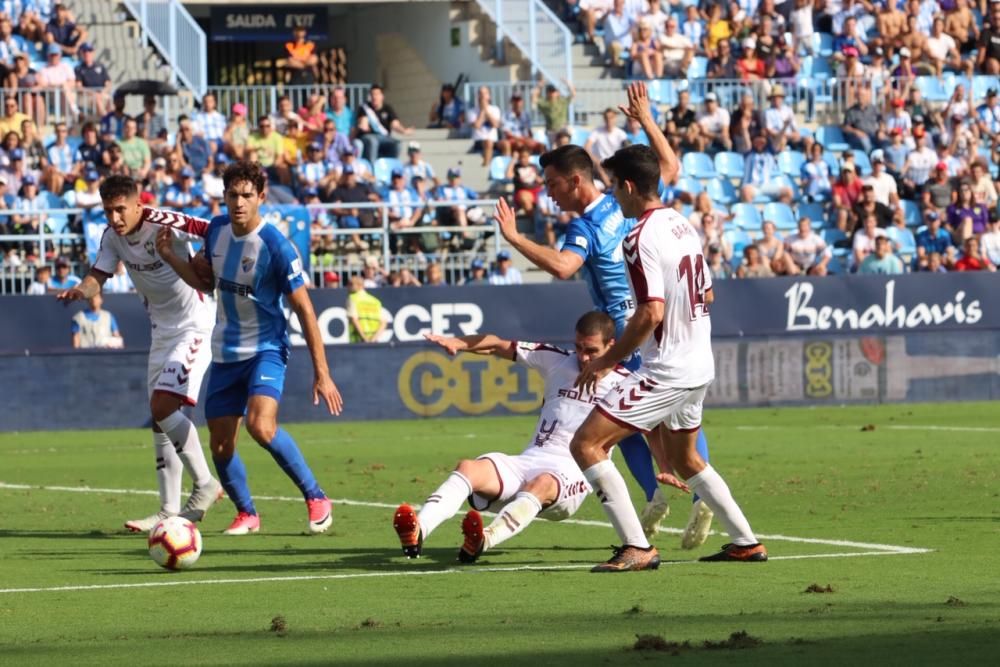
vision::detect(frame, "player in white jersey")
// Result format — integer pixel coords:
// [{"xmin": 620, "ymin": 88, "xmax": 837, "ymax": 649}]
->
[
  {"xmin": 56, "ymin": 176, "xmax": 222, "ymax": 532},
  {"xmin": 392, "ymin": 312, "xmax": 675, "ymax": 563},
  {"xmin": 568, "ymin": 88, "xmax": 767, "ymax": 570}
]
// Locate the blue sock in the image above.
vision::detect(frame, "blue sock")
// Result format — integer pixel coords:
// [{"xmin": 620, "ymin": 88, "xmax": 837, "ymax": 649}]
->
[
  {"xmin": 619, "ymin": 432, "xmax": 658, "ymax": 502},
  {"xmin": 213, "ymin": 451, "xmax": 256, "ymax": 515},
  {"xmin": 265, "ymin": 428, "xmax": 324, "ymax": 500},
  {"xmin": 693, "ymin": 429, "xmax": 710, "ymax": 504}
]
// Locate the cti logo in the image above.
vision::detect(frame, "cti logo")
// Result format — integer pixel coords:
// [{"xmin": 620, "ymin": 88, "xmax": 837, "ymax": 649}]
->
[{"xmin": 397, "ymin": 352, "xmax": 544, "ymax": 417}]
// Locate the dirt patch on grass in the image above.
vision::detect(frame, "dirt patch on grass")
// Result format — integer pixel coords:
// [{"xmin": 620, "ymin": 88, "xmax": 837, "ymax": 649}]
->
[
  {"xmin": 945, "ymin": 596, "xmax": 967, "ymax": 607},
  {"xmin": 860, "ymin": 424, "xmax": 876, "ymax": 432},
  {"xmin": 358, "ymin": 617, "xmax": 382, "ymax": 629},
  {"xmin": 623, "ymin": 604, "xmax": 645, "ymax": 615},
  {"xmin": 633, "ymin": 634, "xmax": 689, "ymax": 652},
  {"xmin": 269, "ymin": 616, "xmax": 287, "ymax": 634},
  {"xmin": 633, "ymin": 631, "xmax": 763, "ymax": 653},
  {"xmin": 804, "ymin": 583, "xmax": 835, "ymax": 593},
  {"xmin": 703, "ymin": 631, "xmax": 764, "ymax": 650}
]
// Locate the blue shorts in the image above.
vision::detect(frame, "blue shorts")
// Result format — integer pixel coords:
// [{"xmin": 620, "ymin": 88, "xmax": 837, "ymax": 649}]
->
[{"xmin": 205, "ymin": 349, "xmax": 288, "ymax": 419}]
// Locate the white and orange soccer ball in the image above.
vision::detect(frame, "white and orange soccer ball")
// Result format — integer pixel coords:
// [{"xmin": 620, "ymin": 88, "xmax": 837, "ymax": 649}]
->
[{"xmin": 148, "ymin": 516, "xmax": 203, "ymax": 570}]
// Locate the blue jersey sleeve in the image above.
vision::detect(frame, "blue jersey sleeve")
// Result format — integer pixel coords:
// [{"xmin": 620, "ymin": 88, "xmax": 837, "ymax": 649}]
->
[
  {"xmin": 271, "ymin": 235, "xmax": 306, "ymax": 295},
  {"xmin": 562, "ymin": 218, "xmax": 595, "ymax": 259},
  {"xmin": 109, "ymin": 314, "xmax": 120, "ymax": 334}
]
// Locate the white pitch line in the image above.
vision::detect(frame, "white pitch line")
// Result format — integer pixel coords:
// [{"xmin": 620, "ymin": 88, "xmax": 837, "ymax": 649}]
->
[
  {"xmin": 735, "ymin": 424, "xmax": 1000, "ymax": 433},
  {"xmin": 0, "ymin": 482, "xmax": 932, "ymax": 556},
  {"xmin": 0, "ymin": 549, "xmax": 926, "ymax": 596}
]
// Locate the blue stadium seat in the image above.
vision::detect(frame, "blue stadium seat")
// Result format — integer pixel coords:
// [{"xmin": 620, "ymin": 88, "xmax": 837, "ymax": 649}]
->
[
  {"xmin": 570, "ymin": 127, "xmax": 590, "ymax": 146},
  {"xmin": 373, "ymin": 158, "xmax": 403, "ymax": 186},
  {"xmin": 814, "ymin": 32, "xmax": 835, "ymax": 58},
  {"xmin": 687, "ymin": 56, "xmax": 708, "ymax": 80},
  {"xmin": 532, "ymin": 127, "xmax": 549, "ymax": 149},
  {"xmin": 916, "ymin": 75, "xmax": 954, "ymax": 103},
  {"xmin": 972, "ymin": 75, "xmax": 1000, "ymax": 101},
  {"xmin": 489, "ymin": 156, "xmax": 511, "ymax": 182},
  {"xmin": 724, "ymin": 228, "xmax": 753, "ymax": 258},
  {"xmin": 647, "ymin": 80, "xmax": 678, "ymax": 106},
  {"xmin": 816, "ymin": 125, "xmax": 850, "ymax": 153},
  {"xmin": 851, "ymin": 150, "xmax": 873, "ymax": 177},
  {"xmin": 357, "ymin": 157, "xmax": 375, "ymax": 177},
  {"xmin": 706, "ymin": 177, "xmax": 738, "ymax": 206},
  {"xmin": 901, "ymin": 199, "xmax": 922, "ymax": 227},
  {"xmin": 44, "ymin": 192, "xmax": 71, "ymax": 234},
  {"xmin": 730, "ymin": 203, "xmax": 762, "ymax": 230},
  {"xmin": 681, "ymin": 151, "xmax": 716, "ymax": 179},
  {"xmin": 677, "ymin": 176, "xmax": 704, "ymax": 195},
  {"xmin": 886, "ymin": 225, "xmax": 917, "ymax": 260},
  {"xmin": 822, "ymin": 151, "xmax": 841, "ymax": 177},
  {"xmin": 772, "ymin": 175, "xmax": 801, "ymax": 201},
  {"xmin": 763, "ymin": 202, "xmax": 796, "ymax": 231},
  {"xmin": 777, "ymin": 150, "xmax": 806, "ymax": 177},
  {"xmin": 797, "ymin": 202, "xmax": 827, "ymax": 228},
  {"xmin": 713, "ymin": 151, "xmax": 745, "ymax": 180}
]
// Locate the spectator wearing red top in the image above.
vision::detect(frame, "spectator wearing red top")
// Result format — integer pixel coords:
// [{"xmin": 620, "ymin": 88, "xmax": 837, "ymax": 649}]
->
[
  {"xmin": 831, "ymin": 163, "xmax": 862, "ymax": 230},
  {"xmin": 954, "ymin": 237, "xmax": 996, "ymax": 271}
]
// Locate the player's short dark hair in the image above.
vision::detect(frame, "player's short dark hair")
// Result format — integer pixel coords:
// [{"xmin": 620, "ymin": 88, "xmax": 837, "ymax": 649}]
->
[
  {"xmin": 601, "ymin": 145, "xmax": 660, "ymax": 199},
  {"xmin": 539, "ymin": 145, "xmax": 594, "ymax": 181},
  {"xmin": 575, "ymin": 311, "xmax": 615, "ymax": 343},
  {"xmin": 99, "ymin": 175, "xmax": 139, "ymax": 202},
  {"xmin": 223, "ymin": 160, "xmax": 267, "ymax": 195}
]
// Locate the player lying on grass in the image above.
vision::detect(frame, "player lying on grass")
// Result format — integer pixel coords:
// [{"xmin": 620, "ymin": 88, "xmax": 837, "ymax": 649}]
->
[
  {"xmin": 392, "ymin": 311, "xmax": 690, "ymax": 563},
  {"xmin": 57, "ymin": 175, "xmax": 223, "ymax": 532},
  {"xmin": 155, "ymin": 160, "xmax": 344, "ymax": 535}
]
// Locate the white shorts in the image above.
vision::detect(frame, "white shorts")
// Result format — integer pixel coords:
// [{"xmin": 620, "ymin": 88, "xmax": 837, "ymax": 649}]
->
[
  {"xmin": 596, "ymin": 371, "xmax": 709, "ymax": 434},
  {"xmin": 470, "ymin": 449, "xmax": 590, "ymax": 521},
  {"xmin": 147, "ymin": 329, "xmax": 212, "ymax": 405}
]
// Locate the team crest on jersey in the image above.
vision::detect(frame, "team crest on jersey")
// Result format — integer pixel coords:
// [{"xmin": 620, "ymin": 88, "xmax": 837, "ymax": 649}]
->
[
  {"xmin": 241, "ymin": 256, "xmax": 255, "ymax": 273},
  {"xmin": 144, "ymin": 239, "xmax": 156, "ymax": 257}
]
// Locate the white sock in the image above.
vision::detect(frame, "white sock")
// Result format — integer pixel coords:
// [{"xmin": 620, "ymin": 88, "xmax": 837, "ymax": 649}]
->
[
  {"xmin": 484, "ymin": 491, "xmax": 543, "ymax": 551},
  {"xmin": 157, "ymin": 410, "xmax": 213, "ymax": 487},
  {"xmin": 417, "ymin": 471, "xmax": 472, "ymax": 540},
  {"xmin": 153, "ymin": 431, "xmax": 183, "ymax": 514},
  {"xmin": 687, "ymin": 465, "xmax": 757, "ymax": 546},
  {"xmin": 583, "ymin": 459, "xmax": 650, "ymax": 549}
]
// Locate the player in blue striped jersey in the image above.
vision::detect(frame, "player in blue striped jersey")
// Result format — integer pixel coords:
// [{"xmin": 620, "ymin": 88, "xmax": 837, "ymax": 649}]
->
[
  {"xmin": 157, "ymin": 160, "xmax": 344, "ymax": 536},
  {"xmin": 494, "ymin": 86, "xmax": 715, "ymax": 548}
]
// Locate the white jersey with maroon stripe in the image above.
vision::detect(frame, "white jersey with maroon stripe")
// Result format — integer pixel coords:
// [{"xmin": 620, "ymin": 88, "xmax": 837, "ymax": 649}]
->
[
  {"xmin": 513, "ymin": 341, "xmax": 624, "ymax": 455},
  {"xmin": 622, "ymin": 207, "xmax": 714, "ymax": 387},
  {"xmin": 93, "ymin": 207, "xmax": 215, "ymax": 338}
]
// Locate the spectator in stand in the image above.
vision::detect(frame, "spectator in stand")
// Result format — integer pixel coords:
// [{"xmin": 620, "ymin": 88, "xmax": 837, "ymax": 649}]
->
[
  {"xmin": 921, "ymin": 162, "xmax": 955, "ymax": 217},
  {"xmin": 104, "ymin": 142, "xmax": 128, "ymax": 177},
  {"xmin": 283, "ymin": 25, "xmax": 317, "ymax": 85},
  {"xmin": 506, "ymin": 146, "xmax": 544, "ymax": 215},
  {"xmin": 116, "ymin": 118, "xmax": 150, "ymax": 180},
  {"xmin": 75, "ymin": 169, "xmax": 103, "ymax": 210},
  {"xmin": 763, "ymin": 84, "xmax": 801, "ymax": 152},
  {"xmin": 901, "ymin": 129, "xmax": 937, "ymax": 198},
  {"xmin": 45, "ymin": 3, "xmax": 86, "ymax": 56},
  {"xmin": 801, "ymin": 142, "xmax": 832, "ymax": 201},
  {"xmin": 0, "ymin": 16, "xmax": 27, "ymax": 73},
  {"xmin": 704, "ymin": 4, "xmax": 732, "ymax": 55},
  {"xmin": 192, "ymin": 92, "xmax": 226, "ymax": 153},
  {"xmin": 916, "ymin": 210, "xmax": 956, "ymax": 267},
  {"xmin": 357, "ymin": 85, "xmax": 412, "ymax": 162},
  {"xmin": 425, "ymin": 261, "xmax": 447, "ymax": 286},
  {"xmin": 883, "ymin": 127, "xmax": 909, "ymax": 177},
  {"xmin": 578, "ymin": 0, "xmax": 614, "ymax": 44},
  {"xmin": 20, "ymin": 119, "xmax": 46, "ymax": 175},
  {"xmin": 26, "ymin": 264, "xmax": 51, "ymax": 294},
  {"xmin": 329, "ymin": 165, "xmax": 379, "ymax": 252},
  {"xmin": 488, "ymin": 250, "xmax": 523, "ymax": 285},
  {"xmin": 641, "ymin": 0, "xmax": 668, "ymax": 38},
  {"xmin": 947, "ymin": 181, "xmax": 990, "ymax": 243},
  {"xmin": 37, "ymin": 43, "xmax": 76, "ymax": 113},
  {"xmin": 700, "ymin": 214, "xmax": 732, "ymax": 263},
  {"xmin": 969, "ymin": 159, "xmax": 997, "ymax": 206},
  {"xmin": 736, "ymin": 37, "xmax": 766, "ymax": 81},
  {"xmin": 977, "ymin": 2, "xmax": 1000, "ymax": 74},
  {"xmin": 659, "ymin": 17, "xmax": 693, "ymax": 77},
  {"xmin": 665, "ymin": 88, "xmax": 698, "ymax": 152},
  {"xmin": 3, "ymin": 145, "xmax": 30, "ymax": 192},
  {"xmin": 767, "ymin": 35, "xmax": 800, "ymax": 82},
  {"xmin": 705, "ymin": 243, "xmax": 732, "ymax": 280},
  {"xmin": 859, "ymin": 235, "xmax": 904, "ymax": 274},
  {"xmin": 71, "ymin": 293, "xmax": 123, "ymax": 349},
  {"xmin": 162, "ymin": 167, "xmax": 203, "ymax": 210},
  {"xmin": 175, "ymin": 116, "xmax": 212, "ymax": 176},
  {"xmin": 0, "ymin": 95, "xmax": 27, "ymax": 139},
  {"xmin": 463, "ymin": 258, "xmax": 490, "ymax": 285},
  {"xmin": 222, "ymin": 103, "xmax": 250, "ymax": 160},
  {"xmin": 135, "ymin": 94, "xmax": 167, "ymax": 153},
  {"xmin": 532, "ymin": 79, "xmax": 575, "ymax": 142},
  {"xmin": 980, "ymin": 214, "xmax": 1000, "ymax": 265},
  {"xmin": 708, "ymin": 37, "xmax": 738, "ymax": 78},
  {"xmin": 434, "ymin": 167, "xmax": 478, "ymax": 246},
  {"xmin": 585, "ymin": 107, "xmax": 628, "ymax": 161},
  {"xmin": 852, "ymin": 212, "xmax": 888, "ymax": 269},
  {"xmin": 73, "ymin": 43, "xmax": 110, "ymax": 115},
  {"xmin": 681, "ymin": 5, "xmax": 705, "ymax": 53},
  {"xmin": 497, "ymin": 94, "xmax": 544, "ymax": 156},
  {"xmin": 49, "ymin": 256, "xmax": 80, "ymax": 290},
  {"xmin": 537, "ymin": 189, "xmax": 572, "ymax": 248},
  {"xmin": 946, "ymin": 0, "xmax": 979, "ymax": 53},
  {"xmin": 468, "ymin": 86, "xmax": 502, "ymax": 166},
  {"xmin": 954, "ymin": 236, "xmax": 996, "ymax": 271},
  {"xmin": 623, "ymin": 116, "xmax": 648, "ymax": 145},
  {"xmin": 695, "ymin": 92, "xmax": 731, "ymax": 152},
  {"xmin": 297, "ymin": 141, "xmax": 334, "ymax": 195},
  {"xmin": 100, "ymin": 93, "xmax": 127, "ymax": 141},
  {"xmin": 975, "ymin": 88, "xmax": 1000, "ymax": 147},
  {"xmin": 832, "ymin": 164, "xmax": 863, "ymax": 229},
  {"xmin": 923, "ymin": 17, "xmax": 963, "ymax": 77},
  {"xmin": 842, "ymin": 84, "xmax": 883, "ymax": 154},
  {"xmin": 741, "ymin": 133, "xmax": 788, "ymax": 202},
  {"xmin": 688, "ymin": 191, "xmax": 730, "ymax": 231},
  {"xmin": 386, "ymin": 169, "xmax": 423, "ymax": 251},
  {"xmin": 401, "ymin": 142, "xmax": 435, "ymax": 185},
  {"xmin": 736, "ymin": 244, "xmax": 775, "ymax": 278},
  {"xmin": 339, "ymin": 147, "xmax": 373, "ymax": 184},
  {"xmin": 346, "ymin": 275, "xmax": 387, "ymax": 343},
  {"xmin": 833, "ymin": 14, "xmax": 867, "ymax": 59},
  {"xmin": 428, "ymin": 83, "xmax": 465, "ymax": 131},
  {"xmin": 850, "ymin": 181, "xmax": 892, "ymax": 235},
  {"xmin": 602, "ymin": 0, "xmax": 633, "ymax": 67},
  {"xmin": 730, "ymin": 92, "xmax": 764, "ymax": 154},
  {"xmin": 6, "ymin": 53, "xmax": 42, "ymax": 126},
  {"xmin": 628, "ymin": 18, "xmax": 664, "ymax": 79},
  {"xmin": 327, "ymin": 86, "xmax": 354, "ymax": 138},
  {"xmin": 884, "ymin": 97, "xmax": 912, "ymax": 138},
  {"xmin": 13, "ymin": 174, "xmax": 45, "ymax": 245},
  {"xmin": 45, "ymin": 121, "xmax": 72, "ymax": 194},
  {"xmin": 783, "ymin": 217, "xmax": 831, "ymax": 276},
  {"xmin": 247, "ymin": 115, "xmax": 289, "ymax": 185}
]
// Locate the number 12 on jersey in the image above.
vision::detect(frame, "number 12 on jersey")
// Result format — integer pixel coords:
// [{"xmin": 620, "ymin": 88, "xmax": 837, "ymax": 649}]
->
[{"xmin": 678, "ymin": 254, "xmax": 709, "ymax": 320}]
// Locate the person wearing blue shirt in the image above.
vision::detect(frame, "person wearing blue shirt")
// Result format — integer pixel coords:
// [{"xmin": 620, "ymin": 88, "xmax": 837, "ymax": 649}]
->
[
  {"xmin": 156, "ymin": 160, "xmax": 345, "ymax": 537},
  {"xmin": 100, "ymin": 93, "xmax": 128, "ymax": 140},
  {"xmin": 915, "ymin": 211, "xmax": 956, "ymax": 265},
  {"xmin": 162, "ymin": 167, "xmax": 204, "ymax": 211},
  {"xmin": 859, "ymin": 236, "xmax": 905, "ymax": 274},
  {"xmin": 493, "ymin": 82, "xmax": 716, "ymax": 548},
  {"xmin": 327, "ymin": 86, "xmax": 355, "ymax": 138}
]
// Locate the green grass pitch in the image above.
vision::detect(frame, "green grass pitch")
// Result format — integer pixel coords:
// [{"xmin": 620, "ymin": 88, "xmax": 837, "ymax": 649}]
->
[{"xmin": 1, "ymin": 402, "xmax": 998, "ymax": 665}]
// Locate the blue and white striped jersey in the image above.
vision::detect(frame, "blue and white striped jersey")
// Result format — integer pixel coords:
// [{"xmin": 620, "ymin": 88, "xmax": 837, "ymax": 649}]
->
[{"xmin": 204, "ymin": 217, "xmax": 306, "ymax": 363}]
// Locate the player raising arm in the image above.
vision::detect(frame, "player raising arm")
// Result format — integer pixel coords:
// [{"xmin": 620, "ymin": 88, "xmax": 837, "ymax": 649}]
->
[
  {"xmin": 491, "ymin": 81, "xmax": 716, "ymax": 546},
  {"xmin": 571, "ymin": 143, "xmax": 766, "ymax": 571},
  {"xmin": 156, "ymin": 160, "xmax": 343, "ymax": 535},
  {"xmin": 56, "ymin": 176, "xmax": 223, "ymax": 533},
  {"xmin": 392, "ymin": 312, "xmax": 687, "ymax": 563}
]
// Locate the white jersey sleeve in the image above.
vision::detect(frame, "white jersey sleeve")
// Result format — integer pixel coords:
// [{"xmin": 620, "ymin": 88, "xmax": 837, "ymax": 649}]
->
[
  {"xmin": 514, "ymin": 341, "xmax": 573, "ymax": 374},
  {"xmin": 92, "ymin": 227, "xmax": 121, "ymax": 276}
]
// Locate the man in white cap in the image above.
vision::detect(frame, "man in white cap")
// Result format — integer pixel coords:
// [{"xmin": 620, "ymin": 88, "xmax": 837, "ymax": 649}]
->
[
  {"xmin": 695, "ymin": 92, "xmax": 731, "ymax": 152},
  {"xmin": 863, "ymin": 149, "xmax": 899, "ymax": 207},
  {"xmin": 763, "ymin": 83, "xmax": 802, "ymax": 152}
]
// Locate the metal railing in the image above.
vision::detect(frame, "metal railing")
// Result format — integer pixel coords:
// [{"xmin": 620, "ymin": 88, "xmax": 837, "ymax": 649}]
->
[
  {"xmin": 123, "ymin": 0, "xmax": 208, "ymax": 97},
  {"xmin": 474, "ymin": 0, "xmax": 575, "ymax": 118},
  {"xmin": 1, "ymin": 87, "xmax": 107, "ymax": 127},
  {"xmin": 204, "ymin": 84, "xmax": 372, "ymax": 126}
]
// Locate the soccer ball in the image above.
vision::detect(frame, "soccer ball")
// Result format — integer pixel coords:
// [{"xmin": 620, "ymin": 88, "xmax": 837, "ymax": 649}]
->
[{"xmin": 148, "ymin": 516, "xmax": 203, "ymax": 570}]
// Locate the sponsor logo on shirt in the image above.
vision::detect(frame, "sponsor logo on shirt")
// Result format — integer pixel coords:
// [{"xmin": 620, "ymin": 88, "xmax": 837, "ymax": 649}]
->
[
  {"xmin": 125, "ymin": 259, "xmax": 164, "ymax": 272},
  {"xmin": 218, "ymin": 278, "xmax": 254, "ymax": 297}
]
